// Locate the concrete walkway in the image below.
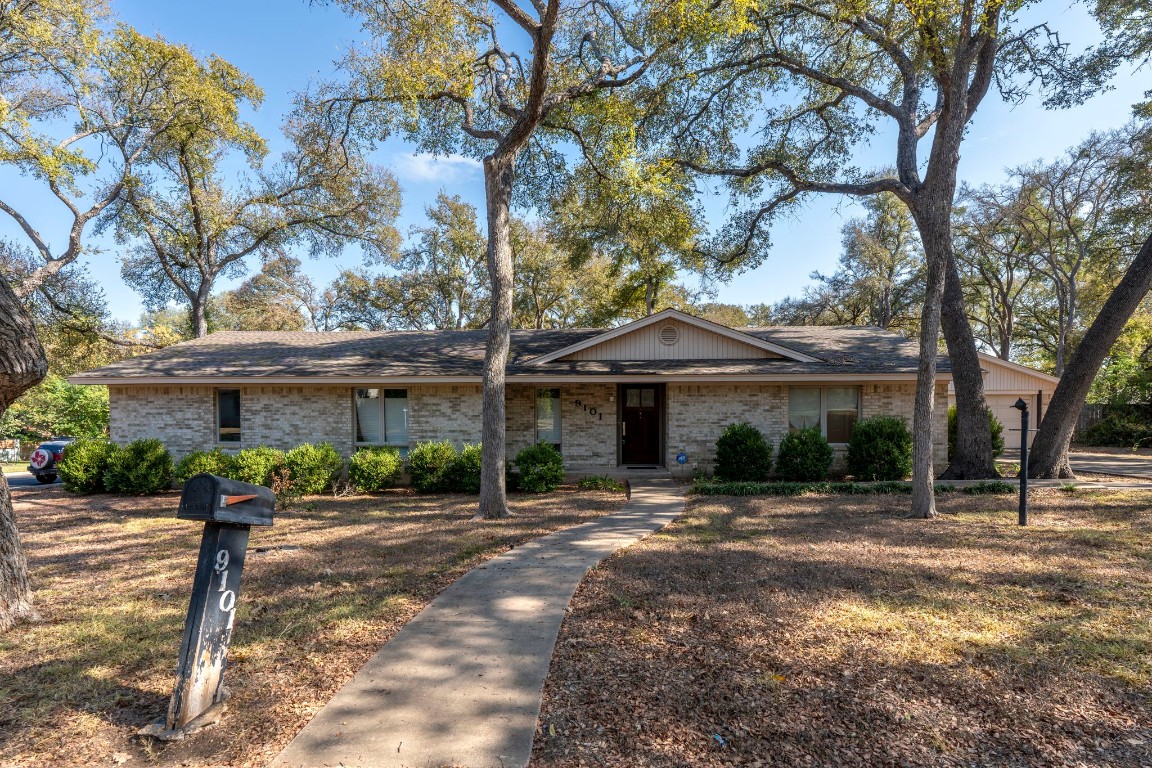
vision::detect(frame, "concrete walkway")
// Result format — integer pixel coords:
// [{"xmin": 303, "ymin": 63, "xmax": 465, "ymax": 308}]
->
[{"xmin": 271, "ymin": 479, "xmax": 685, "ymax": 768}]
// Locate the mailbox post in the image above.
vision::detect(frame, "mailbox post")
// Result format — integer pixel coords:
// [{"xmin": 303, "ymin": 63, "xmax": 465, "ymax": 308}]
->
[{"xmin": 162, "ymin": 474, "xmax": 274, "ymax": 734}]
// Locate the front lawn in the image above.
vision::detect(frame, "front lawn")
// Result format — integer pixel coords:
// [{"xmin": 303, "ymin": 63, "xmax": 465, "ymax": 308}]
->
[
  {"xmin": 0, "ymin": 485, "xmax": 626, "ymax": 767},
  {"xmin": 533, "ymin": 490, "xmax": 1152, "ymax": 767}
]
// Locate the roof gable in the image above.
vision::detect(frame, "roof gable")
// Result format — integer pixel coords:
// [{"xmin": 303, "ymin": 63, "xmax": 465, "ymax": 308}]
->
[{"xmin": 528, "ymin": 309, "xmax": 821, "ymax": 364}]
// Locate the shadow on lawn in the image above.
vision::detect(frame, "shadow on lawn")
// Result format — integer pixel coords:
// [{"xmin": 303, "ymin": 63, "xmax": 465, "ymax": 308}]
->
[{"xmin": 533, "ymin": 493, "xmax": 1152, "ymax": 768}]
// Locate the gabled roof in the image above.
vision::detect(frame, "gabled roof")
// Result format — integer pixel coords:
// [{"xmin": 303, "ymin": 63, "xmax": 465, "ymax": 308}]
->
[
  {"xmin": 977, "ymin": 352, "xmax": 1061, "ymax": 384},
  {"xmin": 70, "ymin": 323, "xmax": 949, "ymax": 384},
  {"xmin": 526, "ymin": 309, "xmax": 821, "ymax": 364}
]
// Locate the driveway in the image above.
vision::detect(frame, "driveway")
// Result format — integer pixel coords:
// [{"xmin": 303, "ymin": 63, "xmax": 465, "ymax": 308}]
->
[
  {"xmin": 1070, "ymin": 450, "xmax": 1152, "ymax": 479},
  {"xmin": 3, "ymin": 471, "xmax": 54, "ymax": 489}
]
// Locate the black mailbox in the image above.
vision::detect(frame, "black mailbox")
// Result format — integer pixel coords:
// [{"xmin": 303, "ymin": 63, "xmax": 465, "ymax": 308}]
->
[{"xmin": 177, "ymin": 474, "xmax": 275, "ymax": 527}]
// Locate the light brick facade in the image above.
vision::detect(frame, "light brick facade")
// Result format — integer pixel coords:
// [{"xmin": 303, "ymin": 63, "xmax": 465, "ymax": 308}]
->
[{"xmin": 109, "ymin": 379, "xmax": 950, "ymax": 475}]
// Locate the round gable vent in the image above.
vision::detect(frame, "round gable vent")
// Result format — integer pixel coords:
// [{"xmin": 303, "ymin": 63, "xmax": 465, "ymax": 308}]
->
[{"xmin": 659, "ymin": 325, "xmax": 679, "ymax": 346}]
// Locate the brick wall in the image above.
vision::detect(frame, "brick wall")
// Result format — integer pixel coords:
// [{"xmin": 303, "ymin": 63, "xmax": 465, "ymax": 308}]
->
[{"xmin": 108, "ymin": 379, "xmax": 950, "ymax": 473}]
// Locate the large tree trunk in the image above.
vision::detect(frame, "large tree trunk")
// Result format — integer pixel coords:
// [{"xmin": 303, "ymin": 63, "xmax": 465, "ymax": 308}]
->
[
  {"xmin": 476, "ymin": 153, "xmax": 516, "ymax": 519},
  {"xmin": 939, "ymin": 249, "xmax": 1000, "ymax": 479},
  {"xmin": 191, "ymin": 289, "xmax": 210, "ymax": 338},
  {"xmin": 0, "ymin": 275, "xmax": 48, "ymax": 632},
  {"xmin": 910, "ymin": 215, "xmax": 948, "ymax": 519},
  {"xmin": 1030, "ymin": 232, "xmax": 1152, "ymax": 478}
]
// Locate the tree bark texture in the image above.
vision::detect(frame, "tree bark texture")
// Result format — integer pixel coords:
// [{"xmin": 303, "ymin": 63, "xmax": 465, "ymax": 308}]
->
[
  {"xmin": 909, "ymin": 212, "xmax": 948, "ymax": 519},
  {"xmin": 476, "ymin": 153, "xmax": 517, "ymax": 519},
  {"xmin": 1029, "ymin": 232, "xmax": 1152, "ymax": 478},
  {"xmin": 0, "ymin": 274, "xmax": 48, "ymax": 632},
  {"xmin": 939, "ymin": 249, "xmax": 1000, "ymax": 479}
]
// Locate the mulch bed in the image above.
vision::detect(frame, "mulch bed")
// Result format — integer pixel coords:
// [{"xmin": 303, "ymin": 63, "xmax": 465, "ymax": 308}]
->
[
  {"xmin": 0, "ymin": 484, "xmax": 625, "ymax": 768},
  {"xmin": 532, "ymin": 490, "xmax": 1152, "ymax": 767}
]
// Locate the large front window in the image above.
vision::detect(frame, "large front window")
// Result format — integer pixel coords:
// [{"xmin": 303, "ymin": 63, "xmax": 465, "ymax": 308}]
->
[
  {"xmin": 355, "ymin": 388, "xmax": 409, "ymax": 447},
  {"xmin": 536, "ymin": 387, "xmax": 561, "ymax": 451},
  {"xmin": 789, "ymin": 386, "xmax": 860, "ymax": 443}
]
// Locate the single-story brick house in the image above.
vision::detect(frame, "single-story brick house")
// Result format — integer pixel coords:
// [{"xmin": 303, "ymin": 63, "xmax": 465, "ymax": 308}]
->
[{"xmin": 73, "ymin": 309, "xmax": 968, "ymax": 477}]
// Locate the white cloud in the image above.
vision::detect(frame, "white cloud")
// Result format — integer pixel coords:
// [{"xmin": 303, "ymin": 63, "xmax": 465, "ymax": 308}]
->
[{"xmin": 394, "ymin": 152, "xmax": 482, "ymax": 183}]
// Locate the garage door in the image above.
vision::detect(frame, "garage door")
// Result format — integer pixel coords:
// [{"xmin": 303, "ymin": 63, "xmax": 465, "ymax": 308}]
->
[{"xmin": 987, "ymin": 394, "xmax": 1035, "ymax": 451}]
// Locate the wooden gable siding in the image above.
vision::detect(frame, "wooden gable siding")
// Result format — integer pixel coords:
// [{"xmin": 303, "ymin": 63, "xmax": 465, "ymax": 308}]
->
[
  {"xmin": 982, "ymin": 358, "xmax": 1057, "ymax": 394},
  {"xmin": 562, "ymin": 318, "xmax": 781, "ymax": 361}
]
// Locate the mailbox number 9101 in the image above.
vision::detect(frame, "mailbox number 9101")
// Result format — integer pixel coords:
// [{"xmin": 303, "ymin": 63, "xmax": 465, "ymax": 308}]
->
[{"xmin": 215, "ymin": 549, "xmax": 236, "ymax": 616}]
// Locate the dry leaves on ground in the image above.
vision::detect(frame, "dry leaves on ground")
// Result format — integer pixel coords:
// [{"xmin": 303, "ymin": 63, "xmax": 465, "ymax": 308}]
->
[
  {"xmin": 0, "ymin": 484, "xmax": 625, "ymax": 768},
  {"xmin": 533, "ymin": 490, "xmax": 1152, "ymax": 768}
]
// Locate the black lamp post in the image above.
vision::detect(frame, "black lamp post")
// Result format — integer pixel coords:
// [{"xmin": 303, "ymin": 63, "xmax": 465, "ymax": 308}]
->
[{"xmin": 1013, "ymin": 397, "xmax": 1029, "ymax": 526}]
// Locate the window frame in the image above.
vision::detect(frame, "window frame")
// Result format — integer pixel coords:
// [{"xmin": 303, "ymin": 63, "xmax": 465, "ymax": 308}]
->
[
  {"xmin": 216, "ymin": 388, "xmax": 242, "ymax": 445},
  {"xmin": 535, "ymin": 387, "xmax": 562, "ymax": 453},
  {"xmin": 353, "ymin": 388, "xmax": 409, "ymax": 450},
  {"xmin": 788, "ymin": 386, "xmax": 861, "ymax": 445}
]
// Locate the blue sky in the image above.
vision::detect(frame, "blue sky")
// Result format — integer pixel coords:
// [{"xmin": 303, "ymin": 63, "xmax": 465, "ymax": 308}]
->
[{"xmin": 4, "ymin": 0, "xmax": 1151, "ymax": 323}]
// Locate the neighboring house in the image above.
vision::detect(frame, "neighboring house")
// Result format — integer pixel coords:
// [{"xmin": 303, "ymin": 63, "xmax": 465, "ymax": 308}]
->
[
  {"xmin": 947, "ymin": 353, "xmax": 1060, "ymax": 450},
  {"xmin": 72, "ymin": 309, "xmax": 958, "ymax": 477}
]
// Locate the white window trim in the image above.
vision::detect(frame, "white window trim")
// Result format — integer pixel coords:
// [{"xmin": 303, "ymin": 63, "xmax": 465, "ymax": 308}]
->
[
  {"xmin": 789, "ymin": 386, "xmax": 861, "ymax": 445},
  {"xmin": 353, "ymin": 388, "xmax": 410, "ymax": 448}
]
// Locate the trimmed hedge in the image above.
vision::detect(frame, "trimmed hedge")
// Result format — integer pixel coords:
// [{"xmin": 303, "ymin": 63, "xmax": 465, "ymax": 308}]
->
[
  {"xmin": 348, "ymin": 446, "xmax": 403, "ymax": 492},
  {"xmin": 175, "ymin": 449, "xmax": 236, "ymax": 485},
  {"xmin": 514, "ymin": 442, "xmax": 565, "ymax": 493},
  {"xmin": 103, "ymin": 438, "xmax": 173, "ymax": 495},
  {"xmin": 775, "ymin": 428, "xmax": 833, "ymax": 482},
  {"xmin": 1082, "ymin": 415, "xmax": 1152, "ymax": 448},
  {"xmin": 283, "ymin": 442, "xmax": 344, "ymax": 495},
  {"xmin": 714, "ymin": 422, "xmax": 773, "ymax": 481},
  {"xmin": 847, "ymin": 416, "xmax": 913, "ymax": 481},
  {"xmin": 448, "ymin": 444, "xmax": 483, "ymax": 494},
  {"xmin": 230, "ymin": 446, "xmax": 286, "ymax": 487},
  {"xmin": 409, "ymin": 440, "xmax": 459, "ymax": 493},
  {"xmin": 947, "ymin": 406, "xmax": 1006, "ymax": 459},
  {"xmin": 58, "ymin": 439, "xmax": 119, "ymax": 494}
]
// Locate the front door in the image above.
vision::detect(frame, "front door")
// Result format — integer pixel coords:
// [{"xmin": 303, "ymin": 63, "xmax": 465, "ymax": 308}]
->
[{"xmin": 620, "ymin": 385, "xmax": 662, "ymax": 465}]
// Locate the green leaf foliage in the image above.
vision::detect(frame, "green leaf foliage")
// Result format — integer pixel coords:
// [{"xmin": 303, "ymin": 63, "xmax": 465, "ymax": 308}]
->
[
  {"xmin": 230, "ymin": 446, "xmax": 286, "ymax": 487},
  {"xmin": 348, "ymin": 446, "xmax": 403, "ymax": 492},
  {"xmin": 577, "ymin": 475, "xmax": 626, "ymax": 493},
  {"xmin": 0, "ymin": 375, "xmax": 108, "ymax": 442},
  {"xmin": 103, "ymin": 438, "xmax": 173, "ymax": 495},
  {"xmin": 58, "ymin": 438, "xmax": 118, "ymax": 494},
  {"xmin": 283, "ymin": 442, "xmax": 344, "ymax": 495},
  {"xmin": 174, "ymin": 449, "xmax": 237, "ymax": 485},
  {"xmin": 447, "ymin": 444, "xmax": 483, "ymax": 494},
  {"xmin": 714, "ymin": 422, "xmax": 773, "ymax": 482},
  {"xmin": 514, "ymin": 443, "xmax": 565, "ymax": 494},
  {"xmin": 408, "ymin": 441, "xmax": 459, "ymax": 493},
  {"xmin": 775, "ymin": 428, "xmax": 833, "ymax": 482},
  {"xmin": 847, "ymin": 417, "xmax": 913, "ymax": 481}
]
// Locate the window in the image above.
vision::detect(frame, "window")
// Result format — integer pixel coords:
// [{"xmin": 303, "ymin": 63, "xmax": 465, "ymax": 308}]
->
[
  {"xmin": 217, "ymin": 389, "xmax": 241, "ymax": 443},
  {"xmin": 536, "ymin": 388, "xmax": 561, "ymax": 451},
  {"xmin": 789, "ymin": 386, "xmax": 860, "ymax": 443},
  {"xmin": 355, "ymin": 389, "xmax": 408, "ymax": 447}
]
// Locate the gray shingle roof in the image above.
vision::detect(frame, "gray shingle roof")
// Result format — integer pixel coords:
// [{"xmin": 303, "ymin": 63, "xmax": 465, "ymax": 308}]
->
[{"xmin": 71, "ymin": 325, "xmax": 947, "ymax": 381}]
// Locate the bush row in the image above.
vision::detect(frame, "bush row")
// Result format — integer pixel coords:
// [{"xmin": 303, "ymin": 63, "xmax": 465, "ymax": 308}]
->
[
  {"xmin": 1081, "ymin": 414, "xmax": 1152, "ymax": 448},
  {"xmin": 690, "ymin": 479, "xmax": 1017, "ymax": 497},
  {"xmin": 58, "ymin": 438, "xmax": 173, "ymax": 494},
  {"xmin": 407, "ymin": 440, "xmax": 565, "ymax": 494},
  {"xmin": 714, "ymin": 417, "xmax": 914, "ymax": 483}
]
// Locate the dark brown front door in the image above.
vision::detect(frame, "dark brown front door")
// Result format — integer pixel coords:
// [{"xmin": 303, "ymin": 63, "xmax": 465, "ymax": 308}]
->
[{"xmin": 620, "ymin": 385, "xmax": 662, "ymax": 465}]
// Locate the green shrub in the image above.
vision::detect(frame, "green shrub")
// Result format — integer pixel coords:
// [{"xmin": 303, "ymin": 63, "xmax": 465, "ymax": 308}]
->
[
  {"xmin": 690, "ymin": 480, "xmax": 963, "ymax": 496},
  {"xmin": 409, "ymin": 440, "xmax": 459, "ymax": 492},
  {"xmin": 714, "ymin": 422, "xmax": 773, "ymax": 481},
  {"xmin": 103, "ymin": 438, "xmax": 173, "ymax": 495},
  {"xmin": 448, "ymin": 443, "xmax": 483, "ymax": 493},
  {"xmin": 348, "ymin": 446, "xmax": 403, "ymax": 492},
  {"xmin": 947, "ymin": 406, "xmax": 1006, "ymax": 459},
  {"xmin": 1082, "ymin": 415, "xmax": 1152, "ymax": 448},
  {"xmin": 174, "ymin": 449, "xmax": 236, "ymax": 485},
  {"xmin": 846, "ymin": 416, "xmax": 913, "ymax": 481},
  {"xmin": 58, "ymin": 439, "xmax": 118, "ymax": 494},
  {"xmin": 577, "ymin": 475, "xmax": 626, "ymax": 492},
  {"xmin": 230, "ymin": 446, "xmax": 286, "ymax": 487},
  {"xmin": 964, "ymin": 480, "xmax": 1016, "ymax": 495},
  {"xmin": 514, "ymin": 442, "xmax": 565, "ymax": 493},
  {"xmin": 775, "ymin": 428, "xmax": 833, "ymax": 482},
  {"xmin": 283, "ymin": 442, "xmax": 344, "ymax": 495}
]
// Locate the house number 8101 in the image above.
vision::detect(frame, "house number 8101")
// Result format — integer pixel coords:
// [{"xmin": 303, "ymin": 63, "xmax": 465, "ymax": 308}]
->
[{"xmin": 572, "ymin": 399, "xmax": 603, "ymax": 420}]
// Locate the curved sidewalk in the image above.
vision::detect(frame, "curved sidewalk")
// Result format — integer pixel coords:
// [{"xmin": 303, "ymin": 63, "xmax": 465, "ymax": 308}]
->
[{"xmin": 272, "ymin": 479, "xmax": 685, "ymax": 768}]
